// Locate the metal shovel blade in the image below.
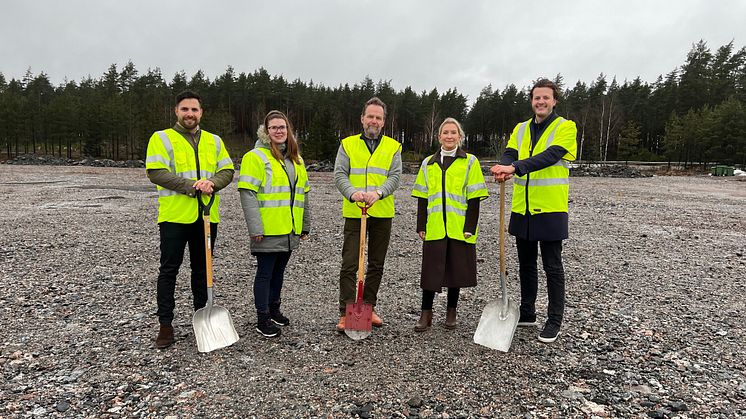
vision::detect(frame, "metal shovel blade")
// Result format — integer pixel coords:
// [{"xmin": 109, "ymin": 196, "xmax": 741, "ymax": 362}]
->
[
  {"xmin": 193, "ymin": 291, "xmax": 239, "ymax": 353},
  {"xmin": 473, "ymin": 295, "xmax": 519, "ymax": 352},
  {"xmin": 344, "ymin": 301, "xmax": 372, "ymax": 341}
]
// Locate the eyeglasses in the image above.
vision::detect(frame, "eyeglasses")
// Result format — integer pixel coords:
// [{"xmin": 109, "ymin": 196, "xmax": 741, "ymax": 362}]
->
[{"xmin": 268, "ymin": 125, "xmax": 287, "ymax": 132}]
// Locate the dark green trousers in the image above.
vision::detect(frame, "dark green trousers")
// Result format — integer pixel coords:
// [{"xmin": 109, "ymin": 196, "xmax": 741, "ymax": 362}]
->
[{"xmin": 338, "ymin": 216, "xmax": 393, "ymax": 313}]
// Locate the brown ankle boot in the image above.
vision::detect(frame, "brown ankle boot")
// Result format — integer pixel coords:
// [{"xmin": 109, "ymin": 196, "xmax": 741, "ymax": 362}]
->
[
  {"xmin": 444, "ymin": 307, "xmax": 457, "ymax": 329},
  {"xmin": 155, "ymin": 325, "xmax": 174, "ymax": 349},
  {"xmin": 414, "ymin": 310, "xmax": 433, "ymax": 332}
]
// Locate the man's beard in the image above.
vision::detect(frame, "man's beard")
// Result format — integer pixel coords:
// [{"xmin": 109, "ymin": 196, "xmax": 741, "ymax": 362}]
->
[
  {"xmin": 180, "ymin": 117, "xmax": 199, "ymax": 129},
  {"xmin": 364, "ymin": 126, "xmax": 381, "ymax": 138}
]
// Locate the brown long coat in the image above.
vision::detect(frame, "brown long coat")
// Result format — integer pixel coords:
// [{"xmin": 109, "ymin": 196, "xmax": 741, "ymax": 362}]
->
[{"xmin": 416, "ymin": 150, "xmax": 481, "ymax": 292}]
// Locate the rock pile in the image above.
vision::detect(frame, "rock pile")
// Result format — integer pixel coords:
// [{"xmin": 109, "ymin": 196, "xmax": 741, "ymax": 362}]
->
[
  {"xmin": 3, "ymin": 154, "xmax": 145, "ymax": 168},
  {"xmin": 571, "ymin": 164, "xmax": 652, "ymax": 178}
]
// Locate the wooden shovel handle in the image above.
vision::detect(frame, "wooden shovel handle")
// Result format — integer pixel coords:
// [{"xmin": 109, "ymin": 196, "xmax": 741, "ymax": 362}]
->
[
  {"xmin": 499, "ymin": 182, "xmax": 506, "ymax": 277},
  {"xmin": 197, "ymin": 191, "xmax": 215, "ymax": 288},
  {"xmin": 355, "ymin": 205, "xmax": 368, "ymax": 303}
]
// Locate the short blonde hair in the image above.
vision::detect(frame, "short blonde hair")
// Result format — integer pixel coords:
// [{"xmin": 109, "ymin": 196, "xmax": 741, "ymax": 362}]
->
[{"xmin": 438, "ymin": 117, "xmax": 465, "ymax": 140}]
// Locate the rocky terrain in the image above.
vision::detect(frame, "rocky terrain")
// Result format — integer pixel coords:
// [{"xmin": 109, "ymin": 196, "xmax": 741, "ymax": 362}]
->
[{"xmin": 1, "ymin": 165, "xmax": 745, "ymax": 418}]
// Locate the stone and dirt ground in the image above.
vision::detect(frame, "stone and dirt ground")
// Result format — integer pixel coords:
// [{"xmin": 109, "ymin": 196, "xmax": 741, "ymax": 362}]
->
[{"xmin": 1, "ymin": 165, "xmax": 745, "ymax": 418}]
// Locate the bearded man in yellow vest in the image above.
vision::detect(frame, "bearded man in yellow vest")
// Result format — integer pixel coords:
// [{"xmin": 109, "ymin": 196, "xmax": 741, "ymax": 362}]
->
[
  {"xmin": 145, "ymin": 90, "xmax": 235, "ymax": 349},
  {"xmin": 490, "ymin": 79, "xmax": 577, "ymax": 344},
  {"xmin": 333, "ymin": 97, "xmax": 402, "ymax": 332}
]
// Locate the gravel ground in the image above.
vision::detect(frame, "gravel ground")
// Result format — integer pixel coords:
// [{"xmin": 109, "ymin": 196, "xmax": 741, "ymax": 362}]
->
[{"xmin": 1, "ymin": 165, "xmax": 745, "ymax": 418}]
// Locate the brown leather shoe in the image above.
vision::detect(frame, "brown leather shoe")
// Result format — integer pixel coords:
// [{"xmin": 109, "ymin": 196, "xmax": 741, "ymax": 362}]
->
[
  {"xmin": 371, "ymin": 310, "xmax": 383, "ymax": 327},
  {"xmin": 414, "ymin": 309, "xmax": 433, "ymax": 332},
  {"xmin": 155, "ymin": 325, "xmax": 174, "ymax": 349},
  {"xmin": 444, "ymin": 307, "xmax": 457, "ymax": 329},
  {"xmin": 336, "ymin": 315, "xmax": 346, "ymax": 333}
]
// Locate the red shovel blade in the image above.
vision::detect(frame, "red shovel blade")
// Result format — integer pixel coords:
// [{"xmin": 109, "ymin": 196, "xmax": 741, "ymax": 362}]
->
[{"xmin": 344, "ymin": 301, "xmax": 372, "ymax": 340}]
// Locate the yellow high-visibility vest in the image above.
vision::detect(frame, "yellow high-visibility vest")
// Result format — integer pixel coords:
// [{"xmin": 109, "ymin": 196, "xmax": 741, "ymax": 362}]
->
[
  {"xmin": 411, "ymin": 153, "xmax": 489, "ymax": 243},
  {"xmin": 145, "ymin": 128, "xmax": 234, "ymax": 223},
  {"xmin": 237, "ymin": 147, "xmax": 309, "ymax": 235},
  {"xmin": 341, "ymin": 134, "xmax": 401, "ymax": 218},
  {"xmin": 507, "ymin": 117, "xmax": 577, "ymax": 215}
]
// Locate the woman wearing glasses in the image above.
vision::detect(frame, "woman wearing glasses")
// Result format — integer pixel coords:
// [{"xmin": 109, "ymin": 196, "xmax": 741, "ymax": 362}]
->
[{"xmin": 238, "ymin": 110, "xmax": 311, "ymax": 338}]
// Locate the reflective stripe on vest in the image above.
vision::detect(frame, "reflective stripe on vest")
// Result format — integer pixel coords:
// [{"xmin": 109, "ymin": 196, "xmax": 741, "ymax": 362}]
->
[
  {"xmin": 341, "ymin": 135, "xmax": 401, "ymax": 218},
  {"xmin": 237, "ymin": 147, "xmax": 308, "ymax": 235},
  {"xmin": 411, "ymin": 153, "xmax": 488, "ymax": 243},
  {"xmin": 145, "ymin": 128, "xmax": 233, "ymax": 223},
  {"xmin": 511, "ymin": 117, "xmax": 573, "ymax": 215}
]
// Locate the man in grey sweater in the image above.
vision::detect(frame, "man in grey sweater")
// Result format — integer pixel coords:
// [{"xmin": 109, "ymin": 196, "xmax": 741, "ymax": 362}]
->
[{"xmin": 333, "ymin": 97, "xmax": 402, "ymax": 332}]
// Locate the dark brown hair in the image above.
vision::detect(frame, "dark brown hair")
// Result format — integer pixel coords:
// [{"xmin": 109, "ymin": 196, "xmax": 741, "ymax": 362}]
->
[
  {"xmin": 175, "ymin": 90, "xmax": 202, "ymax": 107},
  {"xmin": 530, "ymin": 79, "xmax": 560, "ymax": 100},
  {"xmin": 264, "ymin": 110, "xmax": 300, "ymax": 164}
]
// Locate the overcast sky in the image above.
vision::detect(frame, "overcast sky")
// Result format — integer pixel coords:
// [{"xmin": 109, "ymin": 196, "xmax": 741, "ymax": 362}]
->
[{"xmin": 3, "ymin": 0, "xmax": 745, "ymax": 104}]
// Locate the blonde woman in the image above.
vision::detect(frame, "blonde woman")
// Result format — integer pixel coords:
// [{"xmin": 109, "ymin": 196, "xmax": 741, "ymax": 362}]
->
[{"xmin": 411, "ymin": 117, "xmax": 488, "ymax": 331}]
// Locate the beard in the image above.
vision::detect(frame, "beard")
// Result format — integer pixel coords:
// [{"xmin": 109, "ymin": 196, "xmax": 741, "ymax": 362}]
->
[
  {"xmin": 363, "ymin": 125, "xmax": 381, "ymax": 138},
  {"xmin": 179, "ymin": 116, "xmax": 200, "ymax": 129}
]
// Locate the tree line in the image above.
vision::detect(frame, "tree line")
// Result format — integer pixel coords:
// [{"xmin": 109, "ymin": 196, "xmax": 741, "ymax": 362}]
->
[{"xmin": 1, "ymin": 40, "xmax": 745, "ymax": 167}]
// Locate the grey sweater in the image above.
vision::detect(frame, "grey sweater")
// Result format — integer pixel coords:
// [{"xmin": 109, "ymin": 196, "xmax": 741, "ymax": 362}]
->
[{"xmin": 333, "ymin": 134, "xmax": 402, "ymax": 203}]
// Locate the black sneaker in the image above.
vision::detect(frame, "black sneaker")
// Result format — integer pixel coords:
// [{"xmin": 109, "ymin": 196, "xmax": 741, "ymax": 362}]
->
[
  {"xmin": 538, "ymin": 322, "xmax": 560, "ymax": 343},
  {"xmin": 517, "ymin": 313, "xmax": 537, "ymax": 327},
  {"xmin": 269, "ymin": 303, "xmax": 290, "ymax": 326},
  {"xmin": 256, "ymin": 315, "xmax": 281, "ymax": 338},
  {"xmin": 270, "ymin": 311, "xmax": 290, "ymax": 326}
]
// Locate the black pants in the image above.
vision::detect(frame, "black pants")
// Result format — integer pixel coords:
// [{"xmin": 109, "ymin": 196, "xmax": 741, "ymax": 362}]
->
[
  {"xmin": 516, "ymin": 238, "xmax": 565, "ymax": 326},
  {"xmin": 156, "ymin": 220, "xmax": 217, "ymax": 325},
  {"xmin": 253, "ymin": 252, "xmax": 291, "ymax": 314},
  {"xmin": 421, "ymin": 288, "xmax": 460, "ymax": 310},
  {"xmin": 339, "ymin": 217, "xmax": 392, "ymax": 313}
]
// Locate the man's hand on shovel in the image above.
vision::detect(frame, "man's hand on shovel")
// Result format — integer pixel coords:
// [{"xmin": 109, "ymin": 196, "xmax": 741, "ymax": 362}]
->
[
  {"xmin": 362, "ymin": 190, "xmax": 381, "ymax": 206},
  {"xmin": 490, "ymin": 164, "xmax": 514, "ymax": 183},
  {"xmin": 193, "ymin": 179, "xmax": 215, "ymax": 194}
]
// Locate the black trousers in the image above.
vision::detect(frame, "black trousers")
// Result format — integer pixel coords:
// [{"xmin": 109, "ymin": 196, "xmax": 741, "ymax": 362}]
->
[
  {"xmin": 339, "ymin": 217, "xmax": 392, "ymax": 313},
  {"xmin": 156, "ymin": 220, "xmax": 217, "ymax": 325},
  {"xmin": 253, "ymin": 252, "xmax": 291, "ymax": 314},
  {"xmin": 516, "ymin": 238, "xmax": 565, "ymax": 326}
]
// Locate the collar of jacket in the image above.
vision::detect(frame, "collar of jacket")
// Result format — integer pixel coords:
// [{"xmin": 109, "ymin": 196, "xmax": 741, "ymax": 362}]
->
[
  {"xmin": 254, "ymin": 137, "xmax": 287, "ymax": 153},
  {"xmin": 360, "ymin": 132, "xmax": 383, "ymax": 142},
  {"xmin": 173, "ymin": 123, "xmax": 201, "ymax": 145},
  {"xmin": 531, "ymin": 111, "xmax": 558, "ymax": 130},
  {"xmin": 173, "ymin": 123, "xmax": 200, "ymax": 135},
  {"xmin": 428, "ymin": 147, "xmax": 467, "ymax": 165}
]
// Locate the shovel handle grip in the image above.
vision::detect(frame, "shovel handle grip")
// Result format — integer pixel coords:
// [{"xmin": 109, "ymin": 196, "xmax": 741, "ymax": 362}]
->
[{"xmin": 196, "ymin": 191, "xmax": 216, "ymax": 216}]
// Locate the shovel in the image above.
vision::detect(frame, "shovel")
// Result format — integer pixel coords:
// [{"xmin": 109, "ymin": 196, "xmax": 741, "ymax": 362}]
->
[
  {"xmin": 193, "ymin": 191, "xmax": 239, "ymax": 352},
  {"xmin": 344, "ymin": 203, "xmax": 373, "ymax": 340},
  {"xmin": 473, "ymin": 181, "xmax": 519, "ymax": 352}
]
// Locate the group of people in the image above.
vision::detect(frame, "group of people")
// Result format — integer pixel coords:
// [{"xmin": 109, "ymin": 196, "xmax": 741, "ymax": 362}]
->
[{"xmin": 145, "ymin": 78, "xmax": 577, "ymax": 349}]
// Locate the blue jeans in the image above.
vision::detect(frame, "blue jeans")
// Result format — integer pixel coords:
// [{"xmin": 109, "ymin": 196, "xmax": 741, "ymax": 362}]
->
[{"xmin": 254, "ymin": 252, "xmax": 291, "ymax": 313}]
